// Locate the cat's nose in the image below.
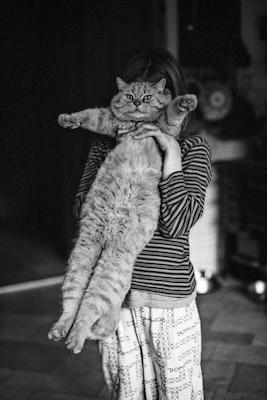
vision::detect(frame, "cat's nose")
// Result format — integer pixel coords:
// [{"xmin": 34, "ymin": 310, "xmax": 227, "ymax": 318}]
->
[{"xmin": 134, "ymin": 99, "xmax": 141, "ymax": 106}]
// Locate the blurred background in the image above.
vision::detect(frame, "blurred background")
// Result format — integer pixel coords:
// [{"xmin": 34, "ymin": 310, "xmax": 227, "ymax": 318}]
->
[
  {"xmin": 1, "ymin": 1, "xmax": 267, "ymax": 399},
  {"xmin": 1, "ymin": 0, "xmax": 267, "ymax": 288}
]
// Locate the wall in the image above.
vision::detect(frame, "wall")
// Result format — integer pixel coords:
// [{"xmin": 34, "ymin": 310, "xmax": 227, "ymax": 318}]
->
[
  {"xmin": 1, "ymin": 1, "xmax": 166, "ymax": 287},
  {"xmin": 239, "ymin": 0, "xmax": 267, "ymax": 116},
  {"xmin": 1, "ymin": 1, "xmax": 164, "ymax": 256}
]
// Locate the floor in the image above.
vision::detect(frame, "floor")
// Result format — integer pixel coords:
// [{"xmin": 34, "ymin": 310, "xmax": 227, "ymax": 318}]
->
[
  {"xmin": 0, "ymin": 278, "xmax": 267, "ymax": 400},
  {"xmin": 0, "ymin": 229, "xmax": 65, "ymax": 286}
]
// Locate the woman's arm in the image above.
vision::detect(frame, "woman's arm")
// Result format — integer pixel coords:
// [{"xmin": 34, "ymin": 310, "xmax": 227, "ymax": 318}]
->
[
  {"xmin": 132, "ymin": 122, "xmax": 183, "ymax": 178},
  {"xmin": 133, "ymin": 125, "xmax": 212, "ymax": 238},
  {"xmin": 158, "ymin": 139, "xmax": 212, "ymax": 237}
]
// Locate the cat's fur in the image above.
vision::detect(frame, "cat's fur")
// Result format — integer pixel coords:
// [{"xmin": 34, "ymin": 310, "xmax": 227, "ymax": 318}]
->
[{"xmin": 48, "ymin": 78, "xmax": 197, "ymax": 353}]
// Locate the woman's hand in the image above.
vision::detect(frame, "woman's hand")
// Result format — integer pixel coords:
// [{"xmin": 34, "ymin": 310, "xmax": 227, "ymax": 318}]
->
[
  {"xmin": 132, "ymin": 123, "xmax": 182, "ymax": 178},
  {"xmin": 117, "ymin": 123, "xmax": 136, "ymax": 141},
  {"xmin": 132, "ymin": 123, "xmax": 178, "ymax": 153}
]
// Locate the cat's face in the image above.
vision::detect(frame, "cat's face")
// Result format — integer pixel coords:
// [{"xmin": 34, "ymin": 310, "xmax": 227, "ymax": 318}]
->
[{"xmin": 110, "ymin": 78, "xmax": 172, "ymax": 122}]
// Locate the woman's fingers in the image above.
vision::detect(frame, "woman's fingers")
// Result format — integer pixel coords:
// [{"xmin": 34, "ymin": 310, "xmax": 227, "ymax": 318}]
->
[
  {"xmin": 118, "ymin": 129, "xmax": 130, "ymax": 135},
  {"xmin": 132, "ymin": 131, "xmax": 151, "ymax": 139},
  {"xmin": 138, "ymin": 123, "xmax": 157, "ymax": 130},
  {"xmin": 135, "ymin": 123, "xmax": 158, "ymax": 133},
  {"xmin": 132, "ymin": 123, "xmax": 159, "ymax": 138},
  {"xmin": 117, "ymin": 126, "xmax": 136, "ymax": 135},
  {"xmin": 132, "ymin": 124, "xmax": 179, "ymax": 153}
]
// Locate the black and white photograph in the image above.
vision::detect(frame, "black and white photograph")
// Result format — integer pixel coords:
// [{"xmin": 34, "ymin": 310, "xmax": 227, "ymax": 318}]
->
[{"xmin": 1, "ymin": 1, "xmax": 267, "ymax": 399}]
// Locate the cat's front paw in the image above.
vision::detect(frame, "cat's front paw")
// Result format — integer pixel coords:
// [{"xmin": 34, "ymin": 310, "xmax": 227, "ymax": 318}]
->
[
  {"xmin": 58, "ymin": 113, "xmax": 81, "ymax": 129},
  {"xmin": 177, "ymin": 94, "xmax": 198, "ymax": 113},
  {"xmin": 65, "ymin": 322, "xmax": 88, "ymax": 354}
]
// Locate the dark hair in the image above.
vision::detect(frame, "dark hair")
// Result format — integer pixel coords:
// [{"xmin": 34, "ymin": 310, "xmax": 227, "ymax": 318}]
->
[
  {"xmin": 123, "ymin": 47, "xmax": 189, "ymax": 131},
  {"xmin": 122, "ymin": 47, "xmax": 187, "ymax": 98}
]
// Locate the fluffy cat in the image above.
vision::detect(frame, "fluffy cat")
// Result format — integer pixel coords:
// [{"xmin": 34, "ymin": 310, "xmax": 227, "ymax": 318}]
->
[{"xmin": 48, "ymin": 78, "xmax": 197, "ymax": 354}]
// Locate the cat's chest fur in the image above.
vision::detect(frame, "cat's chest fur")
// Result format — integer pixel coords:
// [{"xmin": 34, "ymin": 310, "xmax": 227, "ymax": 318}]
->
[
  {"xmin": 87, "ymin": 134, "xmax": 162, "ymax": 221},
  {"xmin": 106, "ymin": 135, "xmax": 162, "ymax": 183},
  {"xmin": 120, "ymin": 133, "xmax": 160, "ymax": 162}
]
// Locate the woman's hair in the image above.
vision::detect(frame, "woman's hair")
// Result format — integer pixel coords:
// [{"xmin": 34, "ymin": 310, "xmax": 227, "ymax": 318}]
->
[
  {"xmin": 122, "ymin": 47, "xmax": 187, "ymax": 98},
  {"xmin": 122, "ymin": 47, "xmax": 189, "ymax": 131}
]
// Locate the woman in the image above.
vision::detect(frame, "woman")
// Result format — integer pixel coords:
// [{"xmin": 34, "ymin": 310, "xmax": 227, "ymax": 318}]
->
[{"xmin": 75, "ymin": 48, "xmax": 212, "ymax": 400}]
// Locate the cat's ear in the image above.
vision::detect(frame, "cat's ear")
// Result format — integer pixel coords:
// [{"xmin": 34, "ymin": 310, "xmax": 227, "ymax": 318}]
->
[
  {"xmin": 153, "ymin": 78, "xmax": 166, "ymax": 93},
  {"xmin": 116, "ymin": 77, "xmax": 128, "ymax": 92}
]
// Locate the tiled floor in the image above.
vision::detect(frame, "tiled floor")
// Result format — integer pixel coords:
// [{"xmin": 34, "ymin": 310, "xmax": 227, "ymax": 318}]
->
[{"xmin": 0, "ymin": 278, "xmax": 266, "ymax": 400}]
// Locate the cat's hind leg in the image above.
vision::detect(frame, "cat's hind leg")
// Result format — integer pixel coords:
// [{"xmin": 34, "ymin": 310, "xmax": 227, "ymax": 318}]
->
[
  {"xmin": 65, "ymin": 212, "xmax": 157, "ymax": 353},
  {"xmin": 48, "ymin": 218, "xmax": 103, "ymax": 342},
  {"xmin": 64, "ymin": 239, "xmax": 134, "ymax": 353}
]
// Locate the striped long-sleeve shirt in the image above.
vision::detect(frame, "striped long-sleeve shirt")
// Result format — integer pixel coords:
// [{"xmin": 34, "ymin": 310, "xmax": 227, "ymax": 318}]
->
[{"xmin": 74, "ymin": 135, "xmax": 212, "ymax": 308}]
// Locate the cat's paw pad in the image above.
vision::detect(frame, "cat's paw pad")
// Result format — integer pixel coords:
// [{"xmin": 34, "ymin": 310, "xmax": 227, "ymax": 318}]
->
[
  {"xmin": 178, "ymin": 94, "xmax": 198, "ymax": 113},
  {"xmin": 65, "ymin": 324, "xmax": 87, "ymax": 354},
  {"xmin": 58, "ymin": 113, "xmax": 80, "ymax": 129}
]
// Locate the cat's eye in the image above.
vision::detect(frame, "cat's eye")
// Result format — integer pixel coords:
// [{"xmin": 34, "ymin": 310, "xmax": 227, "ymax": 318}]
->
[
  {"xmin": 143, "ymin": 95, "xmax": 152, "ymax": 102},
  {"xmin": 125, "ymin": 94, "xmax": 134, "ymax": 101}
]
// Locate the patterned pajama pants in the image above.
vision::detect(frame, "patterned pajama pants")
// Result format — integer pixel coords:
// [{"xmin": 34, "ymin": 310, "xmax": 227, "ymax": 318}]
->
[{"xmin": 98, "ymin": 300, "xmax": 203, "ymax": 400}]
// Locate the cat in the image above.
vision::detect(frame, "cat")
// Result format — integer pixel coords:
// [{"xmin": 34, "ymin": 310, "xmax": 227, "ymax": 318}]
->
[{"xmin": 48, "ymin": 77, "xmax": 197, "ymax": 354}]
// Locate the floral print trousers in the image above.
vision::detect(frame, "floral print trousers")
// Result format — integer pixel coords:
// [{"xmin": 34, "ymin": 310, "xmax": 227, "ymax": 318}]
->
[{"xmin": 98, "ymin": 300, "xmax": 203, "ymax": 400}]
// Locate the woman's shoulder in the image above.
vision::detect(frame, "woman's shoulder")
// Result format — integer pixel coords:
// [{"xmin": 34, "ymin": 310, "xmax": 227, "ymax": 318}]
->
[
  {"xmin": 90, "ymin": 136, "xmax": 116, "ymax": 154},
  {"xmin": 180, "ymin": 134, "xmax": 211, "ymax": 156},
  {"xmin": 180, "ymin": 134, "xmax": 211, "ymax": 149}
]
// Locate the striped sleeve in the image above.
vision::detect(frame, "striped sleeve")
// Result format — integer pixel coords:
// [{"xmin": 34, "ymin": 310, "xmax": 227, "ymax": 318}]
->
[
  {"xmin": 158, "ymin": 138, "xmax": 212, "ymax": 238},
  {"xmin": 73, "ymin": 139, "xmax": 114, "ymax": 219}
]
